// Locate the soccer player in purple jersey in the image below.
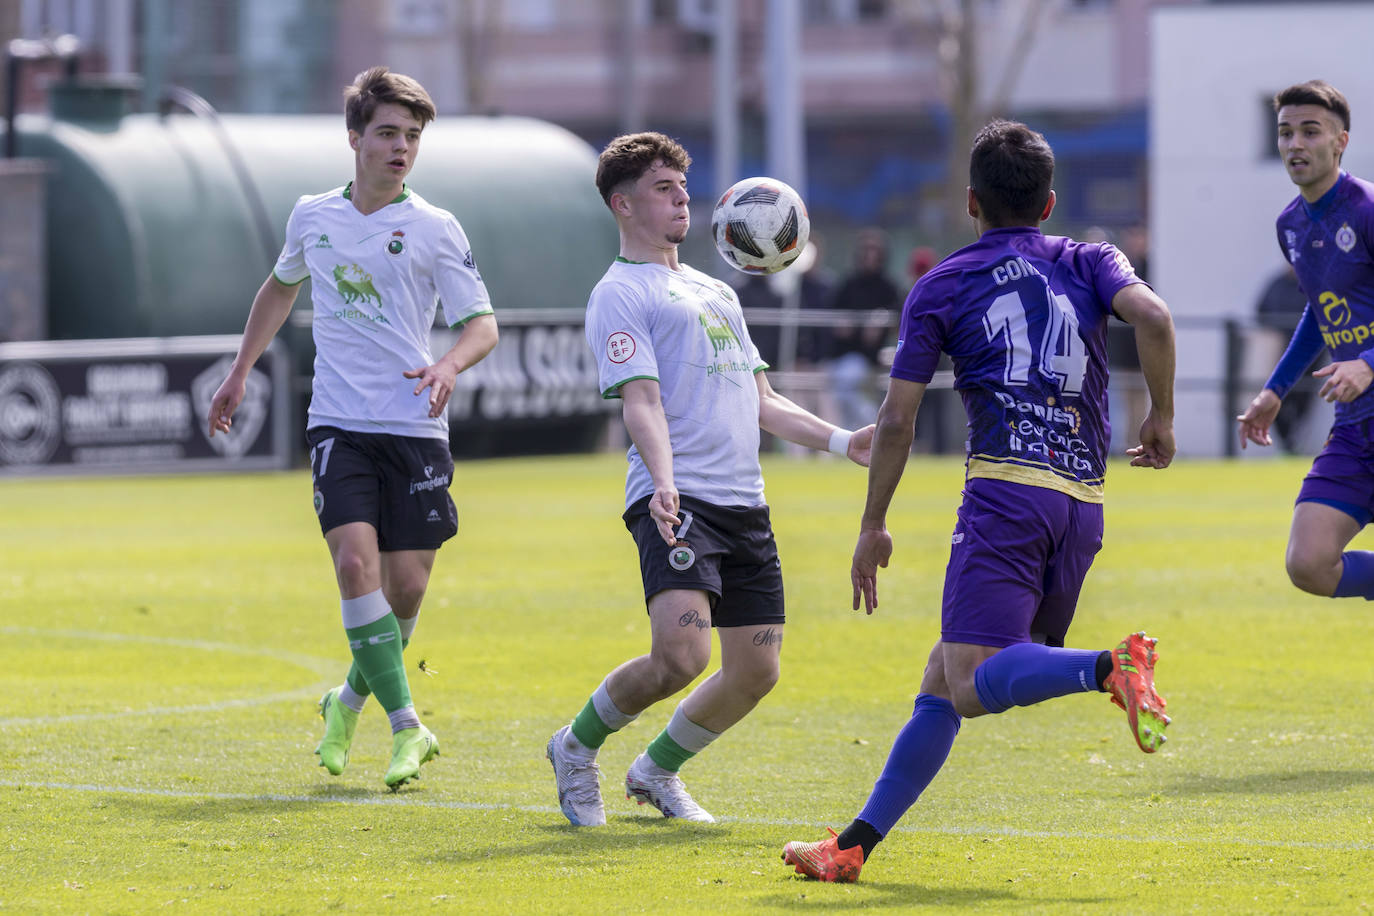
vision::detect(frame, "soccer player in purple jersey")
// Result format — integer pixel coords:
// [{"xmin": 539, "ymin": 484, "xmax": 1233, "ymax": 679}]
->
[
  {"xmin": 781, "ymin": 120, "xmax": 1177, "ymax": 883},
  {"xmin": 1237, "ymin": 80, "xmax": 1374, "ymax": 603}
]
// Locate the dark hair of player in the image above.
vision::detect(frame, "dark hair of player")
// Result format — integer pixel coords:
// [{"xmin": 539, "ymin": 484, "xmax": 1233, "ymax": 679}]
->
[
  {"xmin": 1273, "ymin": 80, "xmax": 1350, "ymax": 132},
  {"xmin": 969, "ymin": 119, "xmax": 1055, "ymax": 228},
  {"xmin": 344, "ymin": 66, "xmax": 437, "ymax": 134},
  {"xmin": 595, "ymin": 132, "xmax": 693, "ymax": 208}
]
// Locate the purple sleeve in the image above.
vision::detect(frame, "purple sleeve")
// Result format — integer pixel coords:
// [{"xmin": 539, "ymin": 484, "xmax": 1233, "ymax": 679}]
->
[
  {"xmin": 1093, "ymin": 244, "xmax": 1144, "ymax": 313},
  {"xmin": 1264, "ymin": 305, "xmax": 1323, "ymax": 399},
  {"xmin": 888, "ymin": 278, "xmax": 947, "ymax": 383}
]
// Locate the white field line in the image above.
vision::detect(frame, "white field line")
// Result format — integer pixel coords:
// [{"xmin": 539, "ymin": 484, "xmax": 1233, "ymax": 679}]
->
[
  {"xmin": 0, "ymin": 779, "xmax": 1370, "ymax": 852},
  {"xmin": 0, "ymin": 626, "xmax": 337, "ymax": 727}
]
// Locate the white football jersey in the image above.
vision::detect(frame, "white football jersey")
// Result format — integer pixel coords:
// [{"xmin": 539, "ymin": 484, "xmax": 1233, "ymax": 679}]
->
[
  {"xmin": 585, "ymin": 259, "xmax": 768, "ymax": 509},
  {"xmin": 274, "ymin": 184, "xmax": 493, "ymax": 439}
]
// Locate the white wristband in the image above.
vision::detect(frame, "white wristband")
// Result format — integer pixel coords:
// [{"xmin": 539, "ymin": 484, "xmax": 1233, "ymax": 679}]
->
[{"xmin": 827, "ymin": 428, "xmax": 854, "ymax": 456}]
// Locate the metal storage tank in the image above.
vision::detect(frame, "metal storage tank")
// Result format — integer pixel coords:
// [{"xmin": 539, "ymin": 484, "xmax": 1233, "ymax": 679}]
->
[{"xmin": 5, "ymin": 83, "xmax": 615, "ymax": 339}]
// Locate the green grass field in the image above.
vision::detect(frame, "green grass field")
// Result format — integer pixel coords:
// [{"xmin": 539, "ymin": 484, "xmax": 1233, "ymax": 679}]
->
[{"xmin": 1, "ymin": 454, "xmax": 1371, "ymax": 914}]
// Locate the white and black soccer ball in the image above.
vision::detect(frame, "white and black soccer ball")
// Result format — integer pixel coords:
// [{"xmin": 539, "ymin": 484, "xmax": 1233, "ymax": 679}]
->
[{"xmin": 710, "ymin": 176, "xmax": 810, "ymax": 275}]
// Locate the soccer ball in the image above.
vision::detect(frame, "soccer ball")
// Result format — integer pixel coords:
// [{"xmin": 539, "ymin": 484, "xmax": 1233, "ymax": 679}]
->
[{"xmin": 710, "ymin": 176, "xmax": 810, "ymax": 275}]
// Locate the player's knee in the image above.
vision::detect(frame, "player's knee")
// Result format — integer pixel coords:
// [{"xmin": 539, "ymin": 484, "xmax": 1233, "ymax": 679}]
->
[
  {"xmin": 947, "ymin": 676, "xmax": 987, "ymax": 719},
  {"xmin": 1285, "ymin": 548, "xmax": 1339, "ymax": 596},
  {"xmin": 732, "ymin": 659, "xmax": 780, "ymax": 702},
  {"xmin": 385, "ymin": 579, "xmax": 427, "ymax": 617},
  {"xmin": 333, "ymin": 552, "xmax": 373, "ymax": 593},
  {"xmin": 653, "ymin": 649, "xmax": 709, "ymax": 695}
]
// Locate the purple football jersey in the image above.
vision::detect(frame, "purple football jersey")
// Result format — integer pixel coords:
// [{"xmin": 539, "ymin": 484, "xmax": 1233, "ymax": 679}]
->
[
  {"xmin": 890, "ymin": 227, "xmax": 1142, "ymax": 502},
  {"xmin": 1276, "ymin": 171, "xmax": 1374, "ymax": 426}
]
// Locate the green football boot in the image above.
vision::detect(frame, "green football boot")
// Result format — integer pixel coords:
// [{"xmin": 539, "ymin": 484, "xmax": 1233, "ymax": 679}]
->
[
  {"xmin": 384, "ymin": 724, "xmax": 440, "ymax": 790},
  {"xmin": 314, "ymin": 686, "xmax": 360, "ymax": 776}
]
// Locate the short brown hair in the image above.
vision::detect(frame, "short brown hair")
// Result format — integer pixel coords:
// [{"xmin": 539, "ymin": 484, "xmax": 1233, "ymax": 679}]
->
[
  {"xmin": 969, "ymin": 119, "xmax": 1055, "ymax": 228},
  {"xmin": 344, "ymin": 66, "xmax": 437, "ymax": 134},
  {"xmin": 1273, "ymin": 80, "xmax": 1350, "ymax": 131},
  {"xmin": 594, "ymin": 132, "xmax": 692, "ymax": 207}
]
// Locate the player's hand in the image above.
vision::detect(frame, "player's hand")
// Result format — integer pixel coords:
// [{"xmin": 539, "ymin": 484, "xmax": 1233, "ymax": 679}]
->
[
  {"xmin": 649, "ymin": 486, "xmax": 681, "ymax": 546},
  {"xmin": 1127, "ymin": 409, "xmax": 1175, "ymax": 468},
  {"xmin": 207, "ymin": 374, "xmax": 245, "ymax": 438},
  {"xmin": 1236, "ymin": 388, "xmax": 1281, "ymax": 449},
  {"xmin": 846, "ymin": 424, "xmax": 876, "ymax": 467},
  {"xmin": 851, "ymin": 526, "xmax": 893, "ymax": 615},
  {"xmin": 404, "ymin": 363, "xmax": 459, "ymax": 418},
  {"xmin": 1314, "ymin": 358, "xmax": 1374, "ymax": 404}
]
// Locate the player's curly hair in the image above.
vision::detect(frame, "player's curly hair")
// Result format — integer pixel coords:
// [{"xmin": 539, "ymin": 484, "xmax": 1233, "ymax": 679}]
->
[
  {"xmin": 595, "ymin": 132, "xmax": 692, "ymax": 208},
  {"xmin": 1273, "ymin": 80, "xmax": 1350, "ymax": 131},
  {"xmin": 344, "ymin": 66, "xmax": 436, "ymax": 134},
  {"xmin": 969, "ymin": 119, "xmax": 1055, "ymax": 228}
]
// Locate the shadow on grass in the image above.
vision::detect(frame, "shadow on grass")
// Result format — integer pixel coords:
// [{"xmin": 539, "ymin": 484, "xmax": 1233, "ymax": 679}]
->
[
  {"xmin": 432, "ymin": 813, "xmax": 718, "ymax": 865},
  {"xmin": 1168, "ymin": 767, "xmax": 1374, "ymax": 796},
  {"xmin": 757, "ymin": 879, "xmax": 1105, "ymax": 910}
]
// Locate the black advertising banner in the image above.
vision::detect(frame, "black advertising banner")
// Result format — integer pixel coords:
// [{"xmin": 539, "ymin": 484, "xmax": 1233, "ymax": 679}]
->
[{"xmin": 0, "ymin": 336, "xmax": 290, "ymax": 475}]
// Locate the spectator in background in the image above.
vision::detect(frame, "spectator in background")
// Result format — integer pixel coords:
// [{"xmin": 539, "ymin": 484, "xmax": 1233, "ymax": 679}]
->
[
  {"xmin": 1255, "ymin": 263, "xmax": 1320, "ymax": 452},
  {"xmin": 828, "ymin": 228, "xmax": 903, "ymax": 430},
  {"xmin": 796, "ymin": 237, "xmax": 839, "ymax": 368},
  {"xmin": 735, "ymin": 273, "xmax": 783, "ymax": 367}
]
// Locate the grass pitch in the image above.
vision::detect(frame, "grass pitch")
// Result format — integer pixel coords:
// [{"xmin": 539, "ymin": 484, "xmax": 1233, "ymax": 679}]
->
[{"xmin": 1, "ymin": 454, "xmax": 1371, "ymax": 913}]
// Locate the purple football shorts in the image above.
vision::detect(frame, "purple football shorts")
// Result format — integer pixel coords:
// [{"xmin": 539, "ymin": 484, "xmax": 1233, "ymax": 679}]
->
[
  {"xmin": 941, "ymin": 476, "xmax": 1104, "ymax": 648},
  {"xmin": 1295, "ymin": 421, "xmax": 1374, "ymax": 526}
]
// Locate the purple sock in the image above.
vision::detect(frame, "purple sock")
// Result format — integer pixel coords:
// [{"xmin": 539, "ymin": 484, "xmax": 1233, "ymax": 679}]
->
[
  {"xmin": 855, "ymin": 694, "xmax": 961, "ymax": 836},
  {"xmin": 1333, "ymin": 551, "xmax": 1374, "ymax": 599},
  {"xmin": 973, "ymin": 642, "xmax": 1102, "ymax": 714}
]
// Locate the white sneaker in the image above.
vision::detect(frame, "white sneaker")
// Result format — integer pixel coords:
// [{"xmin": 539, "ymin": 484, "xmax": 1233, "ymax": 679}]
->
[
  {"xmin": 546, "ymin": 725, "xmax": 606, "ymax": 826},
  {"xmin": 624, "ymin": 753, "xmax": 715, "ymax": 822}
]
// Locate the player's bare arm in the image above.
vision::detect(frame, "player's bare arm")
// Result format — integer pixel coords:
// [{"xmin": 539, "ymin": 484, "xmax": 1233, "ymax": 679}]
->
[
  {"xmin": 1313, "ymin": 357, "xmax": 1374, "ymax": 403},
  {"xmin": 754, "ymin": 371, "xmax": 875, "ymax": 465},
  {"xmin": 1111, "ymin": 282, "xmax": 1176, "ymax": 468},
  {"xmin": 852, "ymin": 377, "xmax": 925, "ymax": 614},
  {"xmin": 208, "ymin": 274, "xmax": 299, "ymax": 437},
  {"xmin": 619, "ymin": 378, "xmax": 681, "ymax": 545},
  {"xmin": 404, "ymin": 312, "xmax": 499, "ymax": 418}
]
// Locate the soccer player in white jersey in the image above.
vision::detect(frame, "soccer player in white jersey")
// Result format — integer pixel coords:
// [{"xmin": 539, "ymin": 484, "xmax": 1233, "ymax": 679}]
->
[
  {"xmin": 546, "ymin": 132, "xmax": 875, "ymax": 825},
  {"xmin": 208, "ymin": 67, "xmax": 499, "ymax": 789}
]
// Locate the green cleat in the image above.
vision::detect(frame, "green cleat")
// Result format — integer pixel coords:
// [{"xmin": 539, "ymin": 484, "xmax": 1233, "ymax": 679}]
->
[
  {"xmin": 384, "ymin": 724, "xmax": 440, "ymax": 790},
  {"xmin": 314, "ymin": 686, "xmax": 359, "ymax": 776}
]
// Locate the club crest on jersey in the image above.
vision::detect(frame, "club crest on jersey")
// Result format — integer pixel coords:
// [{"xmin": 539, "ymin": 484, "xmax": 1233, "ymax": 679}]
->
[
  {"xmin": 1336, "ymin": 222, "xmax": 1357, "ymax": 253},
  {"xmin": 313, "ymin": 489, "xmax": 324, "ymax": 515},
  {"xmin": 387, "ymin": 230, "xmax": 405, "ymax": 255},
  {"xmin": 669, "ymin": 541, "xmax": 697, "ymax": 571}
]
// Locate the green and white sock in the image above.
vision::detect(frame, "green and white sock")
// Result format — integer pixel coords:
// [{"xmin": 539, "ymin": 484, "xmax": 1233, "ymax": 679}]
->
[
  {"xmin": 342, "ymin": 611, "xmax": 419, "ymax": 709},
  {"xmin": 646, "ymin": 704, "xmax": 720, "ymax": 773},
  {"xmin": 568, "ymin": 679, "xmax": 637, "ymax": 752},
  {"xmin": 340, "ymin": 589, "xmax": 411, "ymax": 714}
]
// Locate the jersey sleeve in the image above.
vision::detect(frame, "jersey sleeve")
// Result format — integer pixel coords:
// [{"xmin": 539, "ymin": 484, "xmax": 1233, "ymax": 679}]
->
[
  {"xmin": 889, "ymin": 279, "xmax": 947, "ymax": 384},
  {"xmin": 1092, "ymin": 243, "xmax": 1143, "ymax": 312},
  {"xmin": 585, "ymin": 279, "xmax": 659, "ymax": 399},
  {"xmin": 434, "ymin": 216, "xmax": 494, "ymax": 327},
  {"xmin": 272, "ymin": 197, "xmax": 310, "ymax": 286}
]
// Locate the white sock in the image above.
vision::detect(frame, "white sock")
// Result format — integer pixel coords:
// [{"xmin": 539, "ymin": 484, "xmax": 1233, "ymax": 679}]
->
[
  {"xmin": 665, "ymin": 704, "xmax": 720, "ymax": 754},
  {"xmin": 340, "ymin": 588, "xmax": 391, "ymax": 628},
  {"xmin": 388, "ymin": 706, "xmax": 421, "ymax": 733},
  {"xmin": 338, "ymin": 682, "xmax": 367, "ymax": 712},
  {"xmin": 398, "ymin": 612, "xmax": 419, "ymax": 643}
]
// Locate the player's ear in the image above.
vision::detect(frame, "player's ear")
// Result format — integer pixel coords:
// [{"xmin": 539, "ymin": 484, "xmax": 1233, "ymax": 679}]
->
[
  {"xmin": 966, "ymin": 187, "xmax": 979, "ymax": 220},
  {"xmin": 610, "ymin": 190, "xmax": 631, "ymax": 217},
  {"xmin": 1039, "ymin": 190, "xmax": 1056, "ymax": 222},
  {"xmin": 348, "ymin": 131, "xmax": 360, "ymax": 151}
]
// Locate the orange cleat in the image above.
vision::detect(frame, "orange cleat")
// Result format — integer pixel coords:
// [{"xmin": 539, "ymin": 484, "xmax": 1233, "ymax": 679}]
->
[
  {"xmin": 1104, "ymin": 631, "xmax": 1171, "ymax": 753},
  {"xmin": 781, "ymin": 828, "xmax": 865, "ymax": 883}
]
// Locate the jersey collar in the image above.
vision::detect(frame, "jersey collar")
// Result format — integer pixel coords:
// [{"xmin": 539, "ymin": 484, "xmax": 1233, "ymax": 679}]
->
[
  {"xmin": 342, "ymin": 180, "xmax": 411, "ymax": 204},
  {"xmin": 1301, "ymin": 170, "xmax": 1346, "ymax": 221}
]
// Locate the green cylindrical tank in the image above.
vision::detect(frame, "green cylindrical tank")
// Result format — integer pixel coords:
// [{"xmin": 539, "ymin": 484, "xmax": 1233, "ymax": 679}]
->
[{"xmin": 7, "ymin": 102, "xmax": 615, "ymax": 339}]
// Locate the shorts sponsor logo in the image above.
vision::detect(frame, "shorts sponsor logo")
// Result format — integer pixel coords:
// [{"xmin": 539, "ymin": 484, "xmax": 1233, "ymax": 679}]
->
[
  {"xmin": 313, "ymin": 489, "xmax": 324, "ymax": 515},
  {"xmin": 607, "ymin": 331, "xmax": 636, "ymax": 364},
  {"xmin": 410, "ymin": 464, "xmax": 450, "ymax": 496},
  {"xmin": 669, "ymin": 542, "xmax": 696, "ymax": 571},
  {"xmin": 951, "ymin": 531, "xmax": 964, "ymax": 545},
  {"xmin": 426, "ymin": 509, "xmax": 441, "ymax": 522}
]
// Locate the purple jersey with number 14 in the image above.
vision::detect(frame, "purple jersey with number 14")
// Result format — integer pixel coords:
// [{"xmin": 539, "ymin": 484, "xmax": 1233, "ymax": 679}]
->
[{"xmin": 890, "ymin": 226, "xmax": 1143, "ymax": 504}]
